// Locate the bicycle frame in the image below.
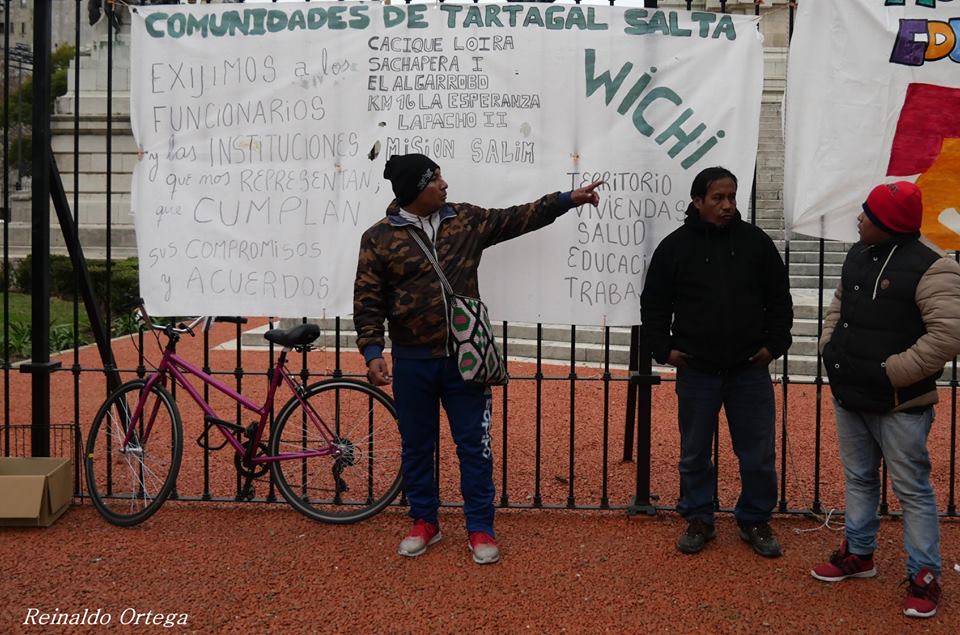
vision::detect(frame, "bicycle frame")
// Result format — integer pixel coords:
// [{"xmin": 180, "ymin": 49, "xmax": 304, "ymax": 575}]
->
[{"xmin": 121, "ymin": 345, "xmax": 340, "ymax": 465}]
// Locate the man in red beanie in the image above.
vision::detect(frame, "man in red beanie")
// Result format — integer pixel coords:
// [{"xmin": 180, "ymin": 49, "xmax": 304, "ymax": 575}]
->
[
  {"xmin": 811, "ymin": 181, "xmax": 960, "ymax": 619},
  {"xmin": 354, "ymin": 153, "xmax": 603, "ymax": 565}
]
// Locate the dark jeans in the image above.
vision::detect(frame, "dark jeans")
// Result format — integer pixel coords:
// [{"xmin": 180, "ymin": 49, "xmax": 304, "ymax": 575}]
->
[
  {"xmin": 392, "ymin": 356, "xmax": 495, "ymax": 535},
  {"xmin": 675, "ymin": 364, "xmax": 777, "ymax": 527}
]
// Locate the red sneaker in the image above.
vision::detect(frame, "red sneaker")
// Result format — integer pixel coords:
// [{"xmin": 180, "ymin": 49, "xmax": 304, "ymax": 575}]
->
[
  {"xmin": 810, "ymin": 540, "xmax": 877, "ymax": 582},
  {"xmin": 467, "ymin": 531, "xmax": 500, "ymax": 564},
  {"xmin": 397, "ymin": 519, "xmax": 441, "ymax": 557},
  {"xmin": 903, "ymin": 568, "xmax": 941, "ymax": 618}
]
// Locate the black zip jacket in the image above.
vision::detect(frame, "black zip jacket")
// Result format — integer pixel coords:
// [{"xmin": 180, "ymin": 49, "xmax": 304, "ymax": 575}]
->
[{"xmin": 640, "ymin": 204, "xmax": 793, "ymax": 373}]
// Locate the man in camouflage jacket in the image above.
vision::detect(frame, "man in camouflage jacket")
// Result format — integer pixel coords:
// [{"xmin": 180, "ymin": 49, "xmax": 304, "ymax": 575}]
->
[{"xmin": 354, "ymin": 153, "xmax": 602, "ymax": 564}]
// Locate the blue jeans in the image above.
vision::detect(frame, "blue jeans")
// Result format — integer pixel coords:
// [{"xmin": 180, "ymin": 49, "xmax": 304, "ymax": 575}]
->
[
  {"xmin": 675, "ymin": 365, "xmax": 777, "ymax": 527},
  {"xmin": 834, "ymin": 401, "xmax": 939, "ymax": 577},
  {"xmin": 392, "ymin": 356, "xmax": 495, "ymax": 536}
]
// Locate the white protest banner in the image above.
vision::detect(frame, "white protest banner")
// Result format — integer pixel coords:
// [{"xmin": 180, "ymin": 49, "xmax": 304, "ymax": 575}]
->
[
  {"xmin": 784, "ymin": 0, "xmax": 960, "ymax": 248},
  {"xmin": 130, "ymin": 2, "xmax": 762, "ymax": 324}
]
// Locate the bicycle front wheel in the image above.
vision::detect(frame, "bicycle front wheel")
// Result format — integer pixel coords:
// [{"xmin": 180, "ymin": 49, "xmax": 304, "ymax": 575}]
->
[
  {"xmin": 270, "ymin": 379, "xmax": 402, "ymax": 523},
  {"xmin": 85, "ymin": 379, "xmax": 183, "ymax": 526}
]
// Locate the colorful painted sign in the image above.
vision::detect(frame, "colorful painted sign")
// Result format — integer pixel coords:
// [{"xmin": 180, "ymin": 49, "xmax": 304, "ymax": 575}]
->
[{"xmin": 785, "ymin": 0, "xmax": 960, "ymax": 249}]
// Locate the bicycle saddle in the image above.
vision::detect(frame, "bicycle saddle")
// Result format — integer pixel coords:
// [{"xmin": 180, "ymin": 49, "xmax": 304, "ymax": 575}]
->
[{"xmin": 263, "ymin": 323, "xmax": 321, "ymax": 348}]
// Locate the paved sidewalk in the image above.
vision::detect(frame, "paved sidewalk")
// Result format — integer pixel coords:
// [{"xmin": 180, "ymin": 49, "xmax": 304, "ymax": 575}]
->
[{"xmin": 2, "ymin": 503, "xmax": 958, "ymax": 633}]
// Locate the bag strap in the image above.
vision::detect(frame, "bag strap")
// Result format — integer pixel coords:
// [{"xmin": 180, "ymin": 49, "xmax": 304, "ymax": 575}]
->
[{"xmin": 407, "ymin": 227, "xmax": 455, "ymax": 297}]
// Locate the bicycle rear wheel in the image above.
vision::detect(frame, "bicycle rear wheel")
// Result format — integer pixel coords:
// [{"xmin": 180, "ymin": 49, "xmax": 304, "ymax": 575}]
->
[
  {"xmin": 85, "ymin": 379, "xmax": 183, "ymax": 526},
  {"xmin": 270, "ymin": 379, "xmax": 402, "ymax": 523}
]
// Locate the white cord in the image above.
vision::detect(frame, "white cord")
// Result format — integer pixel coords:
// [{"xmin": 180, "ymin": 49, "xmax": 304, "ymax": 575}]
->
[{"xmin": 793, "ymin": 507, "xmax": 845, "ymax": 534}]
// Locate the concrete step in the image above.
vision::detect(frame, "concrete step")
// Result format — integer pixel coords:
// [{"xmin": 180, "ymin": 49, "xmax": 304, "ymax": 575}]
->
[
  {"xmin": 4, "ymin": 222, "xmax": 138, "ymax": 259},
  {"xmin": 50, "ymin": 171, "xmax": 132, "ymax": 195},
  {"xmin": 785, "ymin": 250, "xmax": 847, "ymax": 264},
  {"xmin": 791, "ymin": 274, "xmax": 840, "ymax": 290},
  {"xmin": 55, "ymin": 93, "xmax": 131, "ymax": 117},
  {"xmin": 783, "ymin": 337, "xmax": 818, "ymax": 358},
  {"xmin": 51, "ymin": 114, "xmax": 132, "ymax": 134},
  {"xmin": 788, "ymin": 262, "xmax": 844, "ymax": 277},
  {"xmin": 10, "ymin": 195, "xmax": 133, "ymax": 226},
  {"xmin": 792, "ymin": 318, "xmax": 824, "ymax": 338},
  {"xmin": 52, "ymin": 150, "xmax": 140, "ymax": 178},
  {"xmin": 51, "ymin": 133, "xmax": 138, "ymax": 155},
  {"xmin": 770, "ymin": 354, "xmax": 821, "ymax": 379},
  {"xmin": 793, "ymin": 303, "xmax": 831, "ymax": 321},
  {"xmin": 778, "ymin": 239, "xmax": 853, "ymax": 253},
  {"xmin": 754, "ymin": 214, "xmax": 783, "ymax": 225}
]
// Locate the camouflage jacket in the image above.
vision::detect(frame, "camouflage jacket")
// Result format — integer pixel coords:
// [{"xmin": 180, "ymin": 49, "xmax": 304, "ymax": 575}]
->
[{"xmin": 354, "ymin": 191, "xmax": 574, "ymax": 361}]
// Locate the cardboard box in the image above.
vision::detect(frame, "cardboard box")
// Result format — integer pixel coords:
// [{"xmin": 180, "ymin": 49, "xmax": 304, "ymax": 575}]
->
[{"xmin": 0, "ymin": 457, "xmax": 73, "ymax": 527}]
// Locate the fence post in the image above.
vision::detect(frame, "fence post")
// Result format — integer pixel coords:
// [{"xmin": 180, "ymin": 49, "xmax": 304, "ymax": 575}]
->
[
  {"xmin": 624, "ymin": 0, "xmax": 658, "ymax": 506},
  {"xmin": 627, "ymin": 325, "xmax": 660, "ymax": 516},
  {"xmin": 623, "ymin": 325, "xmax": 638, "ymax": 461},
  {"xmin": 20, "ymin": 1, "xmax": 57, "ymax": 457},
  {"xmin": 49, "ymin": 150, "xmax": 121, "ymax": 396}
]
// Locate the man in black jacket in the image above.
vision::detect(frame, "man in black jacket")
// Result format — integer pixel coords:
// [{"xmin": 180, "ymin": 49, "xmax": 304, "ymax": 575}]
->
[{"xmin": 641, "ymin": 166, "xmax": 793, "ymax": 557}]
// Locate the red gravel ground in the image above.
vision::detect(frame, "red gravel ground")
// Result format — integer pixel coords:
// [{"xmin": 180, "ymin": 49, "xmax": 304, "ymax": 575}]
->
[{"xmin": 1, "ymin": 321, "xmax": 959, "ymax": 633}]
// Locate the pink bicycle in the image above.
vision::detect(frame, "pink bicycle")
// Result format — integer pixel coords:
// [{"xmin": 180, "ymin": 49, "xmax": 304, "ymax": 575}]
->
[{"xmin": 84, "ymin": 301, "xmax": 402, "ymax": 526}]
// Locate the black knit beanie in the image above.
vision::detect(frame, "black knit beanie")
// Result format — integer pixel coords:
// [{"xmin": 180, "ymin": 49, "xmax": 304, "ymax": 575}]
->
[{"xmin": 383, "ymin": 154, "xmax": 440, "ymax": 206}]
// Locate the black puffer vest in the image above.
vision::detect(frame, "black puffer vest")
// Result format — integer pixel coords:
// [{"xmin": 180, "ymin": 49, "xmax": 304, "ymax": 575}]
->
[{"xmin": 823, "ymin": 235, "xmax": 940, "ymax": 412}]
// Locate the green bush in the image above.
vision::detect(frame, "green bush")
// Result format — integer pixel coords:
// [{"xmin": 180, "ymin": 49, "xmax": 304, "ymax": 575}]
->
[
  {"xmin": 13, "ymin": 254, "xmax": 75, "ymax": 296},
  {"xmin": 49, "ymin": 254, "xmax": 75, "ymax": 297},
  {"xmin": 88, "ymin": 257, "xmax": 139, "ymax": 318},
  {"xmin": 12, "ymin": 254, "xmax": 139, "ymax": 321},
  {"xmin": 12, "ymin": 255, "xmax": 31, "ymax": 292}
]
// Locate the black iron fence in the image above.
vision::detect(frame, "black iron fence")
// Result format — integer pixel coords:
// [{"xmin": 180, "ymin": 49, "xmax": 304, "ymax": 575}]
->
[{"xmin": 2, "ymin": 0, "xmax": 958, "ymax": 520}]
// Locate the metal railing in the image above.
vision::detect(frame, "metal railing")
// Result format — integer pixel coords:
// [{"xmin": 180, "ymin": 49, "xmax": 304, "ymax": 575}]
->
[{"xmin": 2, "ymin": 0, "xmax": 957, "ymax": 520}]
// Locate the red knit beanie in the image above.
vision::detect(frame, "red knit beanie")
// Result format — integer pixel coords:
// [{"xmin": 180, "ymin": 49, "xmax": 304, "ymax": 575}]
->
[{"xmin": 862, "ymin": 181, "xmax": 923, "ymax": 235}]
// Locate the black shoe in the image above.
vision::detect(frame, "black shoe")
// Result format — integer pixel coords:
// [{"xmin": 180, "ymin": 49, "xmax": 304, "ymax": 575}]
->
[
  {"xmin": 739, "ymin": 522, "xmax": 782, "ymax": 558},
  {"xmin": 677, "ymin": 519, "xmax": 716, "ymax": 554}
]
